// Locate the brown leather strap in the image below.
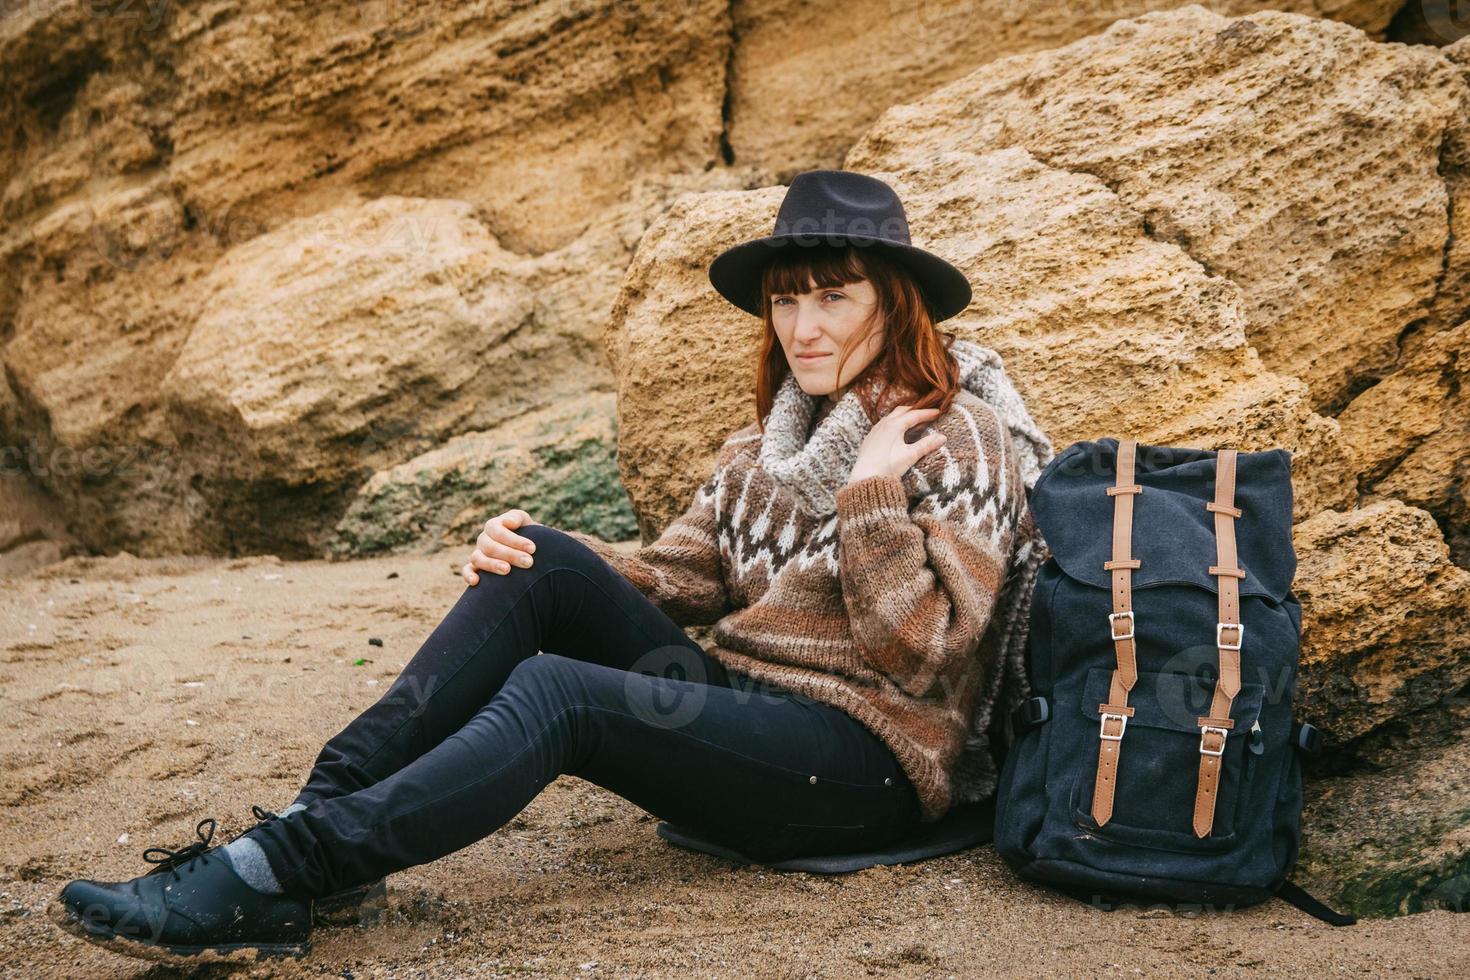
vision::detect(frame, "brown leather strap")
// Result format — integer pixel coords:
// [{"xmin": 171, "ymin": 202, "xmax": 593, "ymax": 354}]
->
[
  {"xmin": 1092, "ymin": 439, "xmax": 1140, "ymax": 826},
  {"xmin": 1194, "ymin": 448, "xmax": 1244, "ymax": 838}
]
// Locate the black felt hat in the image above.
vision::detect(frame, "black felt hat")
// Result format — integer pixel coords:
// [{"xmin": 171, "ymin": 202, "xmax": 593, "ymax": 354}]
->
[{"xmin": 708, "ymin": 169, "xmax": 973, "ymax": 322}]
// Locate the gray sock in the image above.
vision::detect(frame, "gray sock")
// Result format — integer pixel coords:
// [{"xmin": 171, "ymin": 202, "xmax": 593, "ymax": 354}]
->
[
  {"xmin": 222, "ymin": 835, "xmax": 284, "ymax": 894},
  {"xmin": 220, "ymin": 802, "xmax": 305, "ymax": 895}
]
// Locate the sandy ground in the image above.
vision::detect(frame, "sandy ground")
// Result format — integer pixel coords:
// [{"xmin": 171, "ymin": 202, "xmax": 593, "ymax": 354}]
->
[{"xmin": 0, "ymin": 548, "xmax": 1465, "ymax": 979}]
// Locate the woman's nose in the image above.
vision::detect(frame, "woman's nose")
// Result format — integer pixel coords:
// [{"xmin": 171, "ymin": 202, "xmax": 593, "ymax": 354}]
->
[{"xmin": 792, "ymin": 309, "xmax": 824, "ymax": 341}]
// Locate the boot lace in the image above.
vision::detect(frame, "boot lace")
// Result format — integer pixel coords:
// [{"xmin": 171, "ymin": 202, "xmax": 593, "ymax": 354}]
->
[
  {"xmin": 140, "ymin": 805, "xmax": 282, "ymax": 881},
  {"xmin": 142, "ymin": 817, "xmax": 219, "ymax": 881}
]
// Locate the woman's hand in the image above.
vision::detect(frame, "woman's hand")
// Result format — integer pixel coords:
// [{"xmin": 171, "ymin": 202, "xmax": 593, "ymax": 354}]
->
[
  {"xmin": 847, "ymin": 405, "xmax": 947, "ymax": 485},
  {"xmin": 462, "ymin": 509, "xmax": 542, "ymax": 585}
]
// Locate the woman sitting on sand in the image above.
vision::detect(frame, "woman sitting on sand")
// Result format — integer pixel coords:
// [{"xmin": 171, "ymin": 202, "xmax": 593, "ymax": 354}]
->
[{"xmin": 53, "ymin": 170, "xmax": 1053, "ymax": 963}]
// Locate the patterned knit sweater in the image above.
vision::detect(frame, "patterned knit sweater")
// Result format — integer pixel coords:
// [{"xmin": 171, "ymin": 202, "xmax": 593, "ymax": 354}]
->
[{"xmin": 565, "ymin": 339, "xmax": 1054, "ymax": 823}]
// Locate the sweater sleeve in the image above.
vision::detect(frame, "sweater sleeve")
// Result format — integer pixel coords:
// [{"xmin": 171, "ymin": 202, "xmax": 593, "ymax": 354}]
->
[
  {"xmin": 562, "ymin": 439, "xmax": 740, "ymax": 629},
  {"xmin": 834, "ymin": 418, "xmax": 1023, "ymax": 701}
]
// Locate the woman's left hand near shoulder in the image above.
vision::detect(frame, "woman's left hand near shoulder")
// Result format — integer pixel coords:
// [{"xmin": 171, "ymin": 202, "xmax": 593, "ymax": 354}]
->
[{"xmin": 847, "ymin": 404, "xmax": 948, "ymax": 485}]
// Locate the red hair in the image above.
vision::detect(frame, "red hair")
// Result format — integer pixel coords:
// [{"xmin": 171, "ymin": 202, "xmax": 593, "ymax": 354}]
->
[{"xmin": 752, "ymin": 242, "xmax": 963, "ymax": 431}]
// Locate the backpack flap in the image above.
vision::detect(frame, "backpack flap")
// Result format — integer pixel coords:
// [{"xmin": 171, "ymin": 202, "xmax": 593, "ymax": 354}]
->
[{"xmin": 1030, "ymin": 438, "xmax": 1296, "ymax": 602}]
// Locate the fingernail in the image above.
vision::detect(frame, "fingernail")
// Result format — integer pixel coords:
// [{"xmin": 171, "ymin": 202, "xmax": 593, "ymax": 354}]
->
[{"xmin": 526, "ymin": 543, "xmax": 536, "ymax": 553}]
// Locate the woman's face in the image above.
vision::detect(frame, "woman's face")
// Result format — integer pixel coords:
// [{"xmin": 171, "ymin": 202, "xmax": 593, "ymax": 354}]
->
[{"xmin": 770, "ymin": 276, "xmax": 884, "ymax": 398}]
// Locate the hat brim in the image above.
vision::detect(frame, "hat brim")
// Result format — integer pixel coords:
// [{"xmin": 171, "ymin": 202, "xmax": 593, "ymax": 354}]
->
[{"xmin": 707, "ymin": 233, "xmax": 973, "ymax": 322}]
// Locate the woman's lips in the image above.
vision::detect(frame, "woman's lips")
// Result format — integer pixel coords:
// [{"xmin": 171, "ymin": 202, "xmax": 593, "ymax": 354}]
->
[{"xmin": 796, "ymin": 353, "xmax": 830, "ymax": 360}]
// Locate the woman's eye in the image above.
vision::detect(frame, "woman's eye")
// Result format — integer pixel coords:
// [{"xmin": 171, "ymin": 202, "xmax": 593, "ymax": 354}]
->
[{"xmin": 824, "ymin": 292, "xmax": 843, "ymax": 301}]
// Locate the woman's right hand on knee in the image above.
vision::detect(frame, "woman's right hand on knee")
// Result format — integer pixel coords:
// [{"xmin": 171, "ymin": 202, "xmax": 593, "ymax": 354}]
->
[{"xmin": 463, "ymin": 510, "xmax": 542, "ymax": 585}]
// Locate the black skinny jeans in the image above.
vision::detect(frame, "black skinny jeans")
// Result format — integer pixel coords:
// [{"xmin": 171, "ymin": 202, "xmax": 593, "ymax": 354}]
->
[{"xmin": 248, "ymin": 524, "xmax": 925, "ymax": 898}]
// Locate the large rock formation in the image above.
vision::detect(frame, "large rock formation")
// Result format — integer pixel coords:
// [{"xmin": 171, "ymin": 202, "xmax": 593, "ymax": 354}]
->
[
  {"xmin": 1292, "ymin": 499, "xmax": 1470, "ymax": 742},
  {"xmin": 727, "ymin": 0, "xmax": 1407, "ymax": 176},
  {"xmin": 3, "ymin": 179, "xmax": 750, "ymax": 558},
  {"xmin": 0, "ymin": 0, "xmax": 763, "ymax": 563},
  {"xmin": 845, "ymin": 6, "xmax": 1465, "ymax": 418},
  {"xmin": 0, "ymin": 0, "xmax": 1421, "ymax": 568}
]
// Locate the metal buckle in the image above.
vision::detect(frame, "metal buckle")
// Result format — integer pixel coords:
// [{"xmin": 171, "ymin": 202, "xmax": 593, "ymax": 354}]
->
[
  {"xmin": 1216, "ymin": 621, "xmax": 1244, "ymax": 651},
  {"xmin": 1199, "ymin": 725, "xmax": 1229, "ymax": 756},
  {"xmin": 1108, "ymin": 611, "xmax": 1135, "ymax": 641},
  {"xmin": 1099, "ymin": 712, "xmax": 1128, "ymax": 741}
]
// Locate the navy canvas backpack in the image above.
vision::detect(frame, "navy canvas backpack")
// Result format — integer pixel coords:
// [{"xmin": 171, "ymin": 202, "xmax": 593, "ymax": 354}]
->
[{"xmin": 992, "ymin": 437, "xmax": 1356, "ymax": 925}]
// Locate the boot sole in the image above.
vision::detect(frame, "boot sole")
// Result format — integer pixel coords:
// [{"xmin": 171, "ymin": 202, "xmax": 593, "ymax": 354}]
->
[{"xmin": 49, "ymin": 900, "xmax": 309, "ymax": 964}]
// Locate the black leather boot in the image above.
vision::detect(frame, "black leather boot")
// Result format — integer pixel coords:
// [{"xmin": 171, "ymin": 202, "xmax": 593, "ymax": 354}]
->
[{"xmin": 51, "ymin": 817, "xmax": 312, "ymax": 964}]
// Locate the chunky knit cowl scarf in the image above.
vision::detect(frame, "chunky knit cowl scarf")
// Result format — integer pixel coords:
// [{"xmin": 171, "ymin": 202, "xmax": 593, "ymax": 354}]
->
[{"xmin": 756, "ymin": 337, "xmax": 1055, "ymax": 516}]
